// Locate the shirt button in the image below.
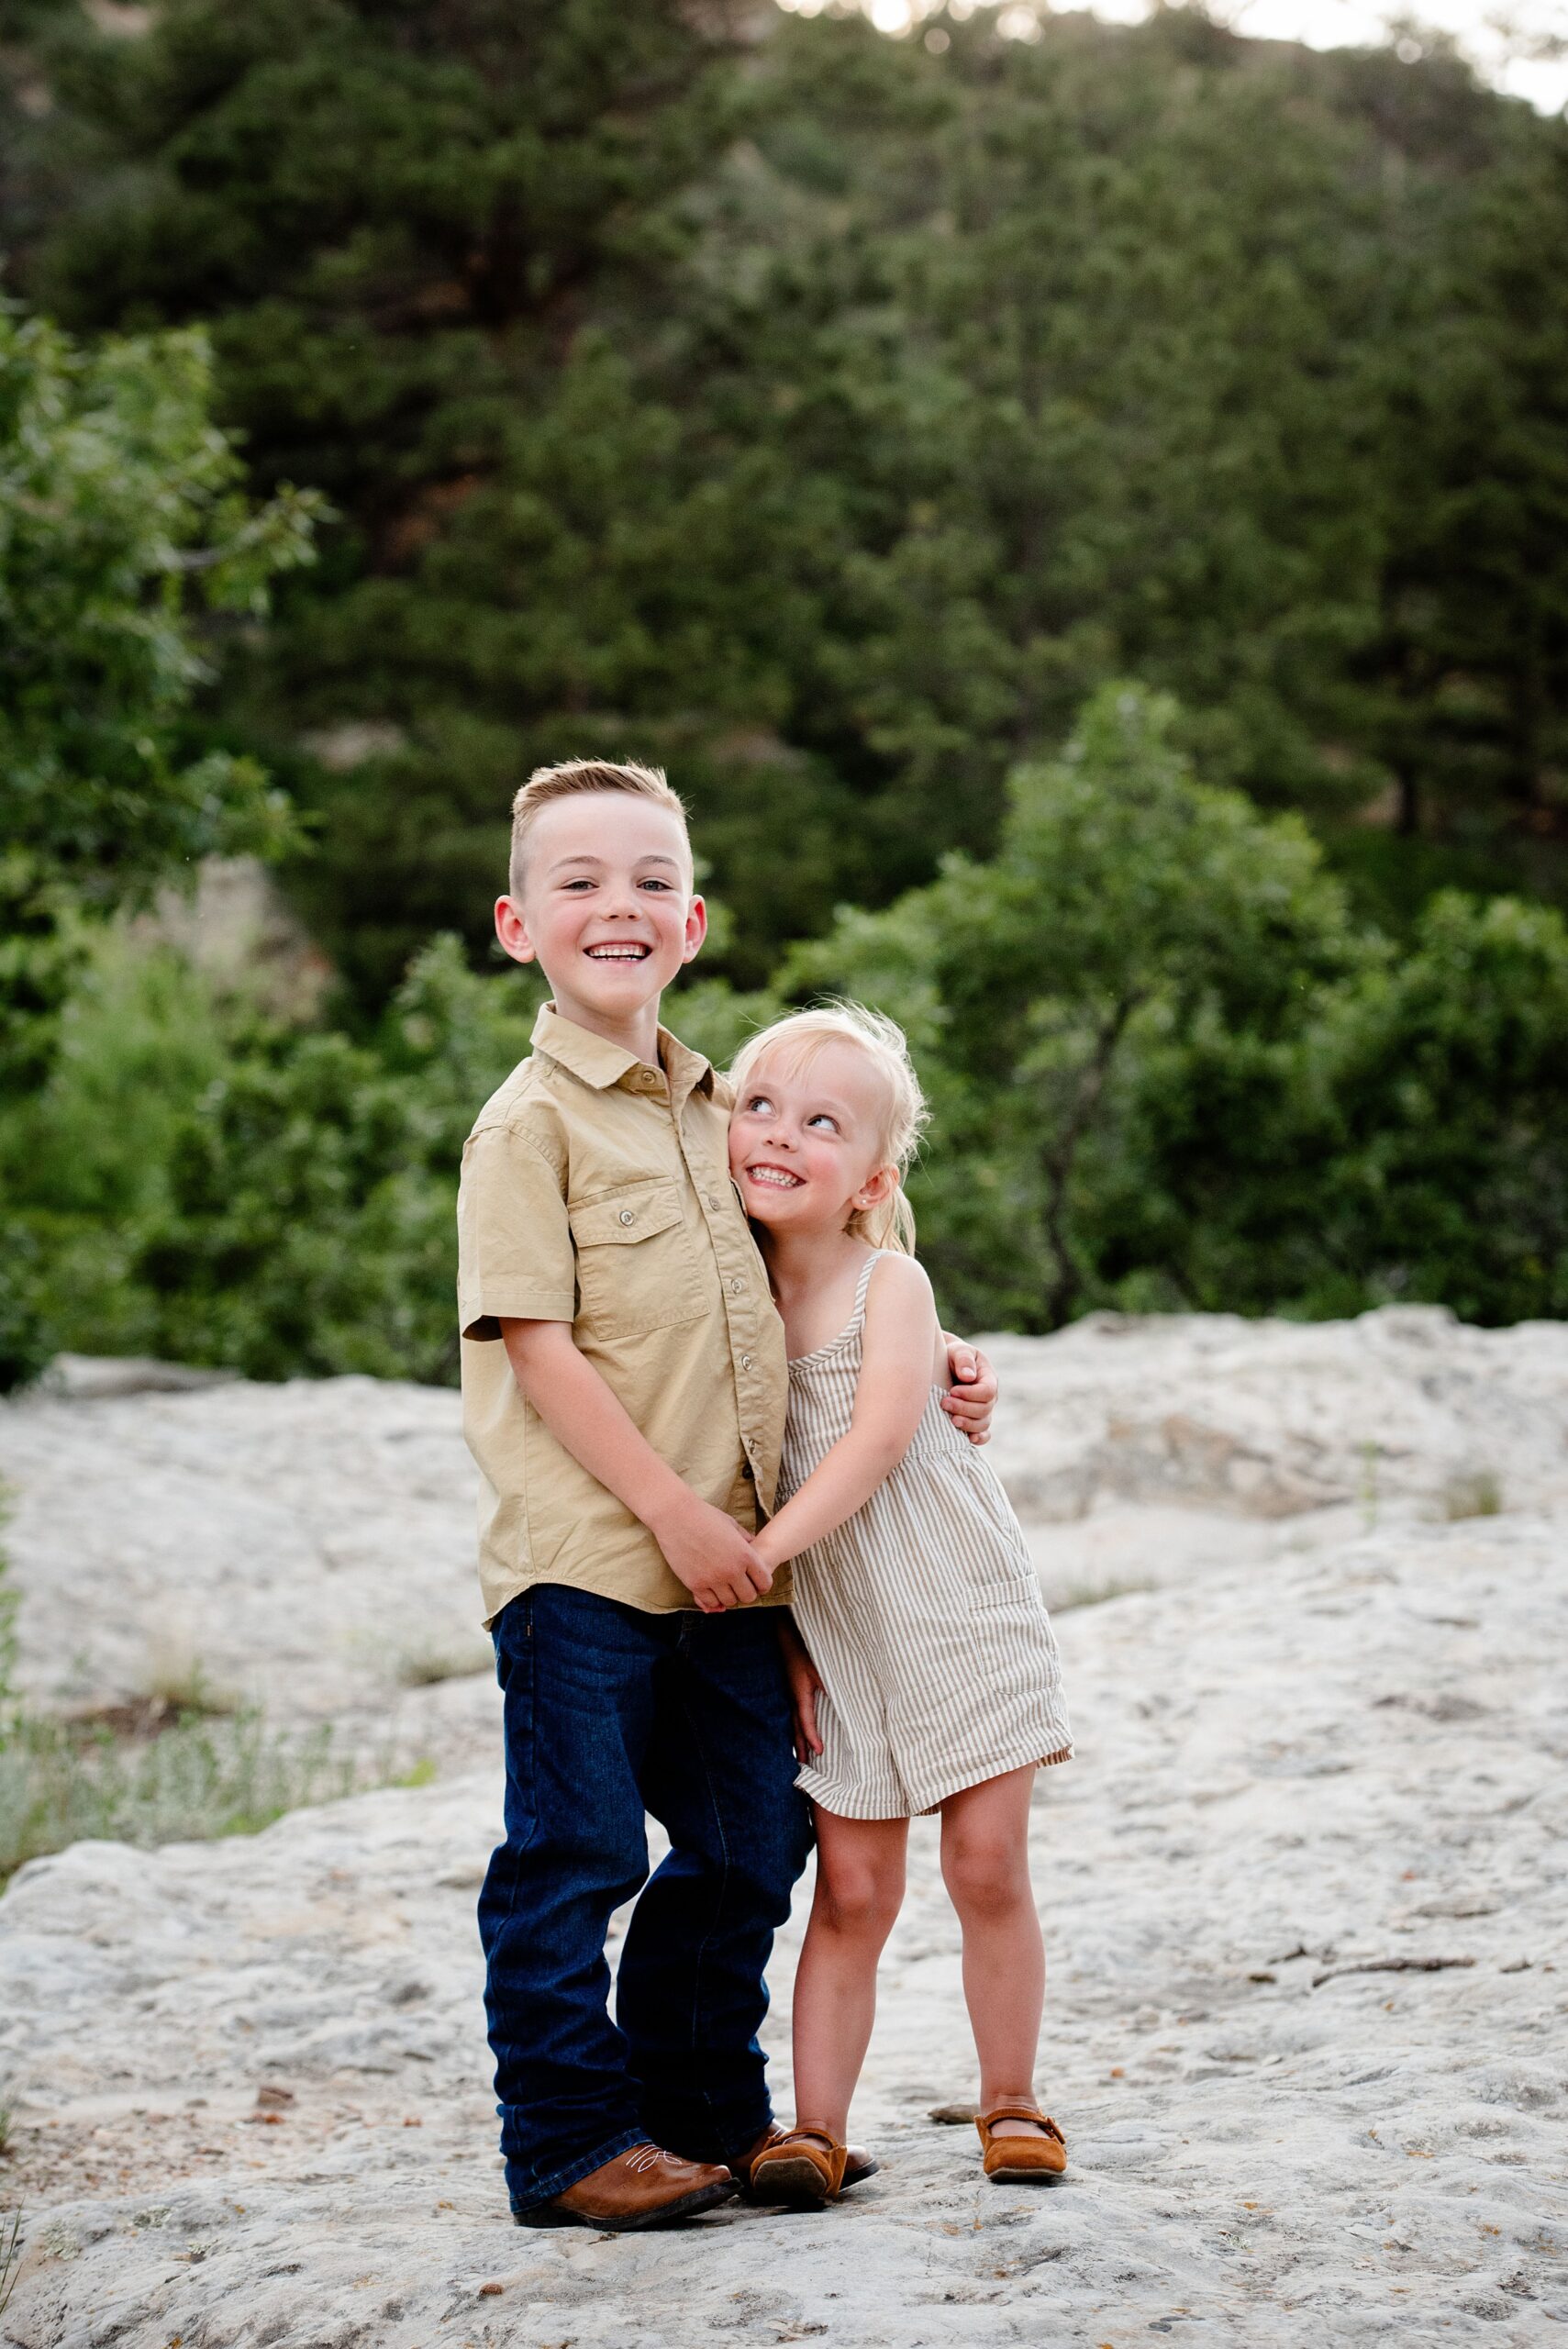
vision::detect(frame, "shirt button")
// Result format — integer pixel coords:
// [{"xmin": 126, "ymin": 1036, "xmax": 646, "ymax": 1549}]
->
[
  {"xmin": 729, "ymin": 1277, "xmax": 743, "ymax": 1295},
  {"xmin": 740, "ymin": 1353, "xmax": 752, "ymax": 1370},
  {"xmin": 618, "ymin": 1208, "xmax": 635, "ymax": 1226}
]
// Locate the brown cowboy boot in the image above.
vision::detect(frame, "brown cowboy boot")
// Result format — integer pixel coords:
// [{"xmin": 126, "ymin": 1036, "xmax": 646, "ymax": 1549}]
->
[{"xmin": 514, "ymin": 2142, "xmax": 737, "ymax": 2232}]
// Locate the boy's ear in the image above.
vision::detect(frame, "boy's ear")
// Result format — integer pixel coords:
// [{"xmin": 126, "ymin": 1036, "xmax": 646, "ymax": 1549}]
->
[
  {"xmin": 495, "ymin": 895, "xmax": 536, "ymax": 965},
  {"xmin": 682, "ymin": 893, "xmax": 708, "ymax": 963}
]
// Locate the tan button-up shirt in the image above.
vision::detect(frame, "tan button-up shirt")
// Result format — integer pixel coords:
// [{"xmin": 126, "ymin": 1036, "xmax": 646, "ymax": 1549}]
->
[{"xmin": 458, "ymin": 1002, "xmax": 789, "ymax": 1625}]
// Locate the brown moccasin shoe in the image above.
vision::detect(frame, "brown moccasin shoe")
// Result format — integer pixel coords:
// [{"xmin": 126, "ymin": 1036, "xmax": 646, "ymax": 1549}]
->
[
  {"xmin": 733, "ymin": 2122, "xmax": 878, "ymax": 2198},
  {"xmin": 514, "ymin": 2142, "xmax": 737, "ymax": 2232},
  {"xmin": 748, "ymin": 2124, "xmax": 851, "ymax": 2208},
  {"xmin": 975, "ymin": 2102, "xmax": 1067, "ymax": 2182}
]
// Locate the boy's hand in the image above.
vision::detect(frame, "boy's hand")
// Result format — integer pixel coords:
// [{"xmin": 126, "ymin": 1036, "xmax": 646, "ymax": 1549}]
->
[
  {"xmin": 779, "ymin": 1621, "xmax": 825, "ymax": 1763},
  {"xmin": 940, "ymin": 1337, "xmax": 997, "ymax": 1446},
  {"xmin": 652, "ymin": 1490, "xmax": 773, "ymax": 1613}
]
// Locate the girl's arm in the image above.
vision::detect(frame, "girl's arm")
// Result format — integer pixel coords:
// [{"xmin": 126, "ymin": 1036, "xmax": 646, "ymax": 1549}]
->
[{"xmin": 752, "ymin": 1253, "xmax": 939, "ymax": 1572}]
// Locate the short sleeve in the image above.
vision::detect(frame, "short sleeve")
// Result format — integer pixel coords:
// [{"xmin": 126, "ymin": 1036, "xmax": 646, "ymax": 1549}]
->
[{"xmin": 457, "ymin": 1122, "xmax": 575, "ymax": 1340}]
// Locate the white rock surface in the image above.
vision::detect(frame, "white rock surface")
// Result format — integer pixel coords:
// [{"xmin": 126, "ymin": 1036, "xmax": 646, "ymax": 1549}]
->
[
  {"xmin": 5, "ymin": 1308, "xmax": 1565, "ymax": 1723},
  {"xmin": 984, "ymin": 1305, "xmax": 1568, "ymax": 1516},
  {"xmin": 1, "ymin": 1314, "xmax": 1566, "ymax": 2347},
  {"xmin": 0, "ymin": 1373, "xmax": 496, "ymax": 1769}
]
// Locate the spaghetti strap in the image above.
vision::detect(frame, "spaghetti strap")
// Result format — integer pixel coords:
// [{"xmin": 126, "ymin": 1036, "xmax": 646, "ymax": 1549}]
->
[{"xmin": 849, "ymin": 1248, "xmax": 887, "ymax": 1330}]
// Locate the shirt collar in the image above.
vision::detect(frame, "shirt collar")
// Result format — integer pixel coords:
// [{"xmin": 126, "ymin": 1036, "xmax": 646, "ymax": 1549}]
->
[{"xmin": 530, "ymin": 1001, "xmax": 715, "ymax": 1107}]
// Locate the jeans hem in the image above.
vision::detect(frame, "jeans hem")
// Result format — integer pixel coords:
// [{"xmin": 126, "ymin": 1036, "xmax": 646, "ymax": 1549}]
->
[
  {"xmin": 650, "ymin": 2097, "xmax": 775, "ymax": 2168},
  {"xmin": 506, "ymin": 2125, "xmax": 646, "ymax": 2212}
]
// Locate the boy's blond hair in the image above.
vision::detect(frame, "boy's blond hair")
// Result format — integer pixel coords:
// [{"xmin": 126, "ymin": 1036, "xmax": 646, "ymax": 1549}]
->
[
  {"xmin": 508, "ymin": 759, "xmax": 690, "ymax": 899},
  {"xmin": 729, "ymin": 1001, "xmax": 929, "ymax": 1255}
]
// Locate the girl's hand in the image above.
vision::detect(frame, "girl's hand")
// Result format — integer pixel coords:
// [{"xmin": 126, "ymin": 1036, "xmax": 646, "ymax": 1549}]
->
[{"xmin": 778, "ymin": 1619, "xmax": 825, "ymax": 1762}]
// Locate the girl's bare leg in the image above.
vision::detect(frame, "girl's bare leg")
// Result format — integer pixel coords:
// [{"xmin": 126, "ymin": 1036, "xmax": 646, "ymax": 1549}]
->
[
  {"xmin": 789, "ymin": 1809, "xmax": 908, "ymax": 2139},
  {"xmin": 940, "ymin": 1766, "xmax": 1049, "ymax": 2140}
]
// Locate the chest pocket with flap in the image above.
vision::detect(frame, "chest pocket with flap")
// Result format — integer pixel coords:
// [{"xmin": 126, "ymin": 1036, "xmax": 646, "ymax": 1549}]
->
[{"xmin": 568, "ymin": 1181, "xmax": 707, "ymax": 1339}]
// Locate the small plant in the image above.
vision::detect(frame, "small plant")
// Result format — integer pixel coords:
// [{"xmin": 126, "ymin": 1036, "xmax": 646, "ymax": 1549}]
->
[
  {"xmin": 139, "ymin": 1640, "xmax": 240, "ymax": 1720},
  {"xmin": 1442, "ymin": 1469, "xmax": 1503, "ymax": 1521},
  {"xmin": 0, "ymin": 2104, "xmax": 10, "ymax": 2156},
  {"xmin": 1051, "ymin": 1576, "xmax": 1155, "ymax": 1611},
  {"xmin": 395, "ymin": 1640, "xmax": 491, "ymax": 1688},
  {"xmin": 0, "ymin": 1706, "xmax": 398, "ymax": 1890},
  {"xmin": 0, "ymin": 1483, "xmax": 426, "ymax": 1887},
  {"xmin": 0, "ymin": 2202, "xmax": 21, "ymax": 2321}
]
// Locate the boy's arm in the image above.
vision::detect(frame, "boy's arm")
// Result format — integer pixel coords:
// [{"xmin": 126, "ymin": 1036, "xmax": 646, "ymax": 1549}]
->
[
  {"xmin": 778, "ymin": 1613, "xmax": 824, "ymax": 1763},
  {"xmin": 751, "ymin": 1255, "xmax": 937, "ymax": 1572},
  {"xmin": 500, "ymin": 1319, "xmax": 772, "ymax": 1614},
  {"xmin": 940, "ymin": 1333, "xmax": 997, "ymax": 1446}
]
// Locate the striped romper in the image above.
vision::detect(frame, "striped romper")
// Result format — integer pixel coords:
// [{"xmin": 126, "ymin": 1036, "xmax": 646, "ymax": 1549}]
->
[{"xmin": 781, "ymin": 1250, "xmax": 1073, "ymax": 1820}]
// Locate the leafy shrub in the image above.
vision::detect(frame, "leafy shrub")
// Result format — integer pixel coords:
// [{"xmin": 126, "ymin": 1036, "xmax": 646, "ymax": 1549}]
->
[
  {"xmin": 5, "ymin": 691, "xmax": 1565, "ymax": 1385},
  {"xmin": 0, "ymin": 930, "xmax": 543, "ymax": 1386},
  {"xmin": 784, "ymin": 684, "xmax": 1369, "ymax": 1329},
  {"xmin": 1311, "ymin": 893, "xmax": 1568, "ymax": 1322}
]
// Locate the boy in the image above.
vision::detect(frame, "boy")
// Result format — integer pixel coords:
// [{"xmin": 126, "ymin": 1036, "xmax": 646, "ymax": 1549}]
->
[{"xmin": 460, "ymin": 759, "xmax": 995, "ymax": 2230}]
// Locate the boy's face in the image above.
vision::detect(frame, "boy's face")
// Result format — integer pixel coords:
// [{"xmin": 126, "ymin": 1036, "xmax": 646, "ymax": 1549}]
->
[{"xmin": 495, "ymin": 793, "xmax": 705, "ymax": 1035}]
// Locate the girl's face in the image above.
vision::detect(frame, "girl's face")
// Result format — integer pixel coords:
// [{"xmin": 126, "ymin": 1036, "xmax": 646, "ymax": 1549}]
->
[{"xmin": 728, "ymin": 1041, "xmax": 896, "ymax": 1237}]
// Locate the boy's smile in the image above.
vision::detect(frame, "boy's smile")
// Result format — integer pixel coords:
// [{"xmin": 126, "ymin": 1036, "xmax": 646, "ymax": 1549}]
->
[{"xmin": 494, "ymin": 793, "xmax": 705, "ymax": 1060}]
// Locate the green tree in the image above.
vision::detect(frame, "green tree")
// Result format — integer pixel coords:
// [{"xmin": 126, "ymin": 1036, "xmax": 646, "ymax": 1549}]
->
[
  {"xmin": 784, "ymin": 683, "xmax": 1367, "ymax": 1330},
  {"xmin": 127, "ymin": 936, "xmax": 542, "ymax": 1383},
  {"xmin": 11, "ymin": 4, "xmax": 1566, "ymax": 1004},
  {"xmin": 0, "ymin": 301, "xmax": 319, "ymax": 1384},
  {"xmin": 0, "ymin": 305, "xmax": 321, "ymax": 1064},
  {"xmin": 1310, "ymin": 891, "xmax": 1568, "ymax": 1320}
]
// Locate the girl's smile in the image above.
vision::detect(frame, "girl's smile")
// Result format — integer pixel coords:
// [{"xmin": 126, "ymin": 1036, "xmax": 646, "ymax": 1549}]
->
[{"xmin": 727, "ymin": 1042, "xmax": 892, "ymax": 1233}]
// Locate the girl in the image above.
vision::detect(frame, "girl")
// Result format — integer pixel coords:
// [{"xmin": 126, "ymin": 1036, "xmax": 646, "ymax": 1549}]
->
[{"xmin": 728, "ymin": 1003, "xmax": 1073, "ymax": 2207}]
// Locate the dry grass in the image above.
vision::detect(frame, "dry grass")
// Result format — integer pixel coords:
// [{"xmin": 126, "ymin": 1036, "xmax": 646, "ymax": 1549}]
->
[
  {"xmin": 1442, "ymin": 1469, "xmax": 1503, "ymax": 1521},
  {"xmin": 139, "ymin": 1637, "xmax": 240, "ymax": 1719},
  {"xmin": 0, "ymin": 1485, "xmax": 436, "ymax": 1889},
  {"xmin": 0, "ymin": 1707, "xmax": 361, "ymax": 1890},
  {"xmin": 395, "ymin": 1639, "xmax": 491, "ymax": 1688},
  {"xmin": 1051, "ymin": 1575, "xmax": 1155, "ymax": 1611},
  {"xmin": 0, "ymin": 2204, "xmax": 20, "ymax": 2321}
]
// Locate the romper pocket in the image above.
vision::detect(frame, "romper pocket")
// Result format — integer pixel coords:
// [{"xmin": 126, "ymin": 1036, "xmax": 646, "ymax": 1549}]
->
[{"xmin": 568, "ymin": 1180, "xmax": 707, "ymax": 1340}]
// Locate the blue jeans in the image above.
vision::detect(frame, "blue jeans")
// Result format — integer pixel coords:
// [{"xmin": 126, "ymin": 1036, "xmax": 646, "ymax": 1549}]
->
[{"xmin": 478, "ymin": 1583, "xmax": 812, "ymax": 2212}]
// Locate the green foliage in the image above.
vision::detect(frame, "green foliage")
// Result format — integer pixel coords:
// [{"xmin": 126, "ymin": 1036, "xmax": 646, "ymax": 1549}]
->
[
  {"xmin": 6, "ymin": 685, "xmax": 1562, "ymax": 1383},
  {"xmin": 0, "ymin": 300, "xmax": 323, "ymax": 1141},
  {"xmin": 784, "ymin": 683, "xmax": 1368, "ymax": 1327},
  {"xmin": 1311, "ymin": 891, "xmax": 1568, "ymax": 1320},
  {"xmin": 8, "ymin": 5, "xmax": 1565, "ymax": 1010},
  {"xmin": 0, "ymin": 306, "xmax": 322, "ymax": 910},
  {"xmin": 1, "ymin": 929, "xmax": 543, "ymax": 1386}
]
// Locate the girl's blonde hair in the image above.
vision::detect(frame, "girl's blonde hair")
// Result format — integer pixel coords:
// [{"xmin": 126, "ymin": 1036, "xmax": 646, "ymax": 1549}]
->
[{"xmin": 729, "ymin": 1001, "xmax": 929, "ymax": 1254}]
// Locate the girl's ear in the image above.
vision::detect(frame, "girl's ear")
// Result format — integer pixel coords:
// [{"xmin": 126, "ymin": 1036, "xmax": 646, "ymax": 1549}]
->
[{"xmin": 854, "ymin": 1164, "xmax": 899, "ymax": 1211}]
